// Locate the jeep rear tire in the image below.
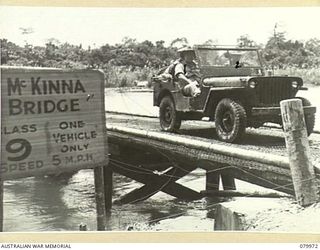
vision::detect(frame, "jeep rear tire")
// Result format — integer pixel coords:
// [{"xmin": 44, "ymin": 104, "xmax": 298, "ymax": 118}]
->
[
  {"xmin": 297, "ymin": 97, "xmax": 315, "ymax": 136},
  {"xmin": 215, "ymin": 98, "xmax": 247, "ymax": 143},
  {"xmin": 159, "ymin": 96, "xmax": 181, "ymax": 132}
]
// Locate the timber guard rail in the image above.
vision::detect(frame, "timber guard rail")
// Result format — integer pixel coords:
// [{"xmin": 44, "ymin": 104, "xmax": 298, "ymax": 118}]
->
[{"xmin": 106, "ymin": 125, "xmax": 320, "ymax": 204}]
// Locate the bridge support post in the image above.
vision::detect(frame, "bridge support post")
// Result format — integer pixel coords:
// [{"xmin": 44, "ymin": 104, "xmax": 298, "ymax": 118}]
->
[
  {"xmin": 221, "ymin": 174, "xmax": 236, "ymax": 190},
  {"xmin": 205, "ymin": 165, "xmax": 236, "ymax": 194},
  {"xmin": 280, "ymin": 99, "xmax": 319, "ymax": 206},
  {"xmin": 206, "ymin": 170, "xmax": 220, "ymax": 191}
]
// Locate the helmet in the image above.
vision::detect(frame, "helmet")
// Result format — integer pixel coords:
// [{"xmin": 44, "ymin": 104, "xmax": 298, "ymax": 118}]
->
[{"xmin": 177, "ymin": 46, "xmax": 194, "ymax": 53}]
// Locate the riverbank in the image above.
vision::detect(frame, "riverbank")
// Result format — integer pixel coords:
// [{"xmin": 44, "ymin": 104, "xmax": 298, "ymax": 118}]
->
[{"xmin": 214, "ymin": 198, "xmax": 320, "ymax": 232}]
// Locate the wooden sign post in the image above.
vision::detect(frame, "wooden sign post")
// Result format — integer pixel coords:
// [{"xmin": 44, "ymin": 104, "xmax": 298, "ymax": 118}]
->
[
  {"xmin": 1, "ymin": 67, "xmax": 109, "ymax": 230},
  {"xmin": 104, "ymin": 166, "xmax": 113, "ymax": 213},
  {"xmin": 94, "ymin": 167, "xmax": 107, "ymax": 231},
  {"xmin": 280, "ymin": 99, "xmax": 318, "ymax": 206}
]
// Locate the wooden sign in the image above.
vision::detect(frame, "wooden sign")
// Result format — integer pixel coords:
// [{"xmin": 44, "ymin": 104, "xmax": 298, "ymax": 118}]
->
[{"xmin": 1, "ymin": 67, "xmax": 108, "ymax": 180}]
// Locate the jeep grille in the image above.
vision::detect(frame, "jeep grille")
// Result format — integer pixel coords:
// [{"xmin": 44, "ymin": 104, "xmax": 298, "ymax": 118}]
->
[{"xmin": 254, "ymin": 78, "xmax": 293, "ymax": 106}]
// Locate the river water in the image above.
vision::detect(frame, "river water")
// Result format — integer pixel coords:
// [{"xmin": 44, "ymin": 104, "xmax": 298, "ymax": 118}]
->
[{"xmin": 3, "ymin": 168, "xmax": 217, "ymax": 231}]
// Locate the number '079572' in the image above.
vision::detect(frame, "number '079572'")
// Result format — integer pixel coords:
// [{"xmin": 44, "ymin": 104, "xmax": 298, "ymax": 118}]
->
[{"xmin": 300, "ymin": 244, "xmax": 318, "ymax": 248}]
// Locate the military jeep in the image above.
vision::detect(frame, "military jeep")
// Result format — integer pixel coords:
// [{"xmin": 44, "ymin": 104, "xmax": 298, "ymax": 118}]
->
[{"xmin": 152, "ymin": 45, "xmax": 316, "ymax": 143}]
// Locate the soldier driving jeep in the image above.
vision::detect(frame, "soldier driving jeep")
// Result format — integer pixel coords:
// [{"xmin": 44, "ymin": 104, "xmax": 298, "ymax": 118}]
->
[
  {"xmin": 153, "ymin": 45, "xmax": 316, "ymax": 143},
  {"xmin": 161, "ymin": 46, "xmax": 201, "ymax": 97}
]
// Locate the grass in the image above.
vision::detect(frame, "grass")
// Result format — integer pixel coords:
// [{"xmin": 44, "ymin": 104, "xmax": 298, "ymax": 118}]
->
[
  {"xmin": 103, "ymin": 66, "xmax": 156, "ymax": 88},
  {"xmin": 274, "ymin": 68, "xmax": 320, "ymax": 86}
]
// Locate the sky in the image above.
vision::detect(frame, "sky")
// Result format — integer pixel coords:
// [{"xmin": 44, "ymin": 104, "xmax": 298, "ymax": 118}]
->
[{"xmin": 1, "ymin": 6, "xmax": 320, "ymax": 48}]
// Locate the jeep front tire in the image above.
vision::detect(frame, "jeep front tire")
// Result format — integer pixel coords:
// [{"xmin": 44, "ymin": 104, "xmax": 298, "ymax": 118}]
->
[
  {"xmin": 297, "ymin": 97, "xmax": 315, "ymax": 136},
  {"xmin": 215, "ymin": 98, "xmax": 247, "ymax": 143},
  {"xmin": 159, "ymin": 96, "xmax": 181, "ymax": 132}
]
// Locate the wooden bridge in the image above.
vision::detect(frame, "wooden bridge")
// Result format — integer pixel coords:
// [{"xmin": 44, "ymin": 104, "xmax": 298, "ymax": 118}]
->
[{"xmin": 103, "ymin": 112, "xmax": 320, "ymax": 207}]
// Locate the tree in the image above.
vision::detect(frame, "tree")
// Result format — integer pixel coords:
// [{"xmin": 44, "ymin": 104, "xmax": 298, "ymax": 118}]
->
[
  {"xmin": 237, "ymin": 35, "xmax": 256, "ymax": 47},
  {"xmin": 122, "ymin": 37, "xmax": 137, "ymax": 48},
  {"xmin": 304, "ymin": 38, "xmax": 320, "ymax": 67},
  {"xmin": 263, "ymin": 24, "xmax": 288, "ymax": 68},
  {"xmin": 156, "ymin": 40, "xmax": 165, "ymax": 48},
  {"xmin": 86, "ymin": 48, "xmax": 104, "ymax": 68},
  {"xmin": 0, "ymin": 39, "xmax": 23, "ymax": 65},
  {"xmin": 305, "ymin": 38, "xmax": 320, "ymax": 56},
  {"xmin": 170, "ymin": 37, "xmax": 189, "ymax": 48},
  {"xmin": 203, "ymin": 39, "xmax": 218, "ymax": 46}
]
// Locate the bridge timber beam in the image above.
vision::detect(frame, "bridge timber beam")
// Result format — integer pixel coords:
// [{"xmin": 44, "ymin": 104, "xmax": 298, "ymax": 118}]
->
[
  {"xmin": 110, "ymin": 160, "xmax": 201, "ymax": 204},
  {"xmin": 107, "ymin": 125, "xmax": 320, "ymax": 197}
]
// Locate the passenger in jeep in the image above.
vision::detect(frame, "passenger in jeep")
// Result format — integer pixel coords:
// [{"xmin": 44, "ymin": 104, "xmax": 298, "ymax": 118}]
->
[{"xmin": 164, "ymin": 46, "xmax": 201, "ymax": 97}]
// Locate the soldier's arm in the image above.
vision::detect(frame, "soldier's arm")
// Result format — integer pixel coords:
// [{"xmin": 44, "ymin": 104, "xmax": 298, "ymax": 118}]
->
[
  {"xmin": 176, "ymin": 73, "xmax": 193, "ymax": 85},
  {"xmin": 174, "ymin": 63, "xmax": 193, "ymax": 85}
]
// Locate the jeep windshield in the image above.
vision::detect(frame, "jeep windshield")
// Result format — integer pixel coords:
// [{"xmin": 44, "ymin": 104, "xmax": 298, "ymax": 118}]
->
[
  {"xmin": 197, "ymin": 48, "xmax": 261, "ymax": 66},
  {"xmin": 195, "ymin": 47, "xmax": 263, "ymax": 76}
]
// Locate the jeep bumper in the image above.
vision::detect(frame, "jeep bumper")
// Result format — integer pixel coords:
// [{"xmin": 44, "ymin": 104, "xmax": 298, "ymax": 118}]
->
[{"xmin": 251, "ymin": 106, "xmax": 317, "ymax": 116}]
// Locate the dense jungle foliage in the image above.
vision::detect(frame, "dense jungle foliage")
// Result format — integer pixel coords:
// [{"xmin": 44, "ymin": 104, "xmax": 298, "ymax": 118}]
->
[{"xmin": 1, "ymin": 33, "xmax": 320, "ymax": 87}]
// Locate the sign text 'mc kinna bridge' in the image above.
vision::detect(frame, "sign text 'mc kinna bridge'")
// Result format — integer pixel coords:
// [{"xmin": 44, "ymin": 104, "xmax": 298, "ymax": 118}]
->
[{"xmin": 7, "ymin": 76, "xmax": 87, "ymax": 115}]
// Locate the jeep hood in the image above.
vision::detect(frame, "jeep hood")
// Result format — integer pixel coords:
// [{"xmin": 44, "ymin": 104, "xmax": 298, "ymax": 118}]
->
[
  {"xmin": 202, "ymin": 76, "xmax": 303, "ymax": 88},
  {"xmin": 202, "ymin": 76, "xmax": 252, "ymax": 87}
]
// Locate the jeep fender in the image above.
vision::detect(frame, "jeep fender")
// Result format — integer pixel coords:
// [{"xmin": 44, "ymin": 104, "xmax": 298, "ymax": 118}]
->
[
  {"xmin": 204, "ymin": 87, "xmax": 252, "ymax": 117},
  {"xmin": 155, "ymin": 89, "xmax": 174, "ymax": 106}
]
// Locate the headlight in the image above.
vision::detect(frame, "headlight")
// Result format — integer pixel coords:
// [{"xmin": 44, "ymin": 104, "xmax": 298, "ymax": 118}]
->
[
  {"xmin": 292, "ymin": 81, "xmax": 299, "ymax": 88},
  {"xmin": 249, "ymin": 81, "xmax": 257, "ymax": 88}
]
